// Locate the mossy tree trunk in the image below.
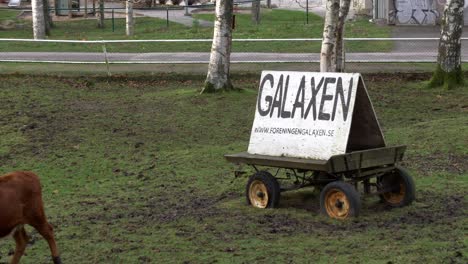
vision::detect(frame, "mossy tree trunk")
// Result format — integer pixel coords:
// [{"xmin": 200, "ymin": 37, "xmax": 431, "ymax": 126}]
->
[
  {"xmin": 429, "ymin": 0, "xmax": 464, "ymax": 89},
  {"xmin": 320, "ymin": 0, "xmax": 351, "ymax": 72},
  {"xmin": 202, "ymin": 0, "xmax": 234, "ymax": 93}
]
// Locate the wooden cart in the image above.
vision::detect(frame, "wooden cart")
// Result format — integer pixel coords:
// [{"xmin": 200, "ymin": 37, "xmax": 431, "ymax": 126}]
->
[
  {"xmin": 228, "ymin": 71, "xmax": 416, "ymax": 219},
  {"xmin": 225, "ymin": 145, "xmax": 415, "ymax": 219}
]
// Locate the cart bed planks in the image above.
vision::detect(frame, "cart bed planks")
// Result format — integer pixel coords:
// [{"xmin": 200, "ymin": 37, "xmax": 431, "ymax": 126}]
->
[{"xmin": 225, "ymin": 145, "xmax": 406, "ymax": 174}]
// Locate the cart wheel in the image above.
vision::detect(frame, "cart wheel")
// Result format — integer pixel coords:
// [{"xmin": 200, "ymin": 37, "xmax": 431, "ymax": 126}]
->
[
  {"xmin": 378, "ymin": 166, "xmax": 415, "ymax": 207},
  {"xmin": 320, "ymin": 181, "xmax": 361, "ymax": 219},
  {"xmin": 246, "ymin": 171, "xmax": 280, "ymax": 209}
]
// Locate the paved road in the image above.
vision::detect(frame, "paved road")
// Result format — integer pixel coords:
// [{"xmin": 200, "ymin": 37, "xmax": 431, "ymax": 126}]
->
[
  {"xmin": 3, "ymin": 51, "xmax": 468, "ymax": 63},
  {"xmin": 391, "ymin": 26, "xmax": 468, "ymax": 53}
]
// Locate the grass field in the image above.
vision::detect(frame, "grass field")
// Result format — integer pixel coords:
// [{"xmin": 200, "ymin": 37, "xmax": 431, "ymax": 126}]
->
[
  {"xmin": 0, "ymin": 10, "xmax": 21, "ymax": 21},
  {"xmin": 0, "ymin": 73, "xmax": 466, "ymax": 263},
  {"xmin": 0, "ymin": 62, "xmax": 452, "ymax": 75},
  {"xmin": 0, "ymin": 9, "xmax": 392, "ymax": 53}
]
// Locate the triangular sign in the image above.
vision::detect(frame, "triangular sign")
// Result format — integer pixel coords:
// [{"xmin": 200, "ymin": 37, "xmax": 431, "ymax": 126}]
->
[
  {"xmin": 346, "ymin": 78, "xmax": 386, "ymax": 152},
  {"xmin": 247, "ymin": 71, "xmax": 385, "ymax": 161}
]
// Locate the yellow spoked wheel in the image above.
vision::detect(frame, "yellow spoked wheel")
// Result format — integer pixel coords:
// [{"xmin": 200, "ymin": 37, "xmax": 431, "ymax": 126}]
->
[
  {"xmin": 378, "ymin": 166, "xmax": 415, "ymax": 207},
  {"xmin": 320, "ymin": 181, "xmax": 360, "ymax": 219},
  {"xmin": 246, "ymin": 171, "xmax": 280, "ymax": 209}
]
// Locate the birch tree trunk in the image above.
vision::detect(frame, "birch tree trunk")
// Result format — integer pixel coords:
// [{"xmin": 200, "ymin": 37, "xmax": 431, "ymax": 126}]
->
[
  {"xmin": 320, "ymin": 0, "xmax": 340, "ymax": 72},
  {"xmin": 126, "ymin": 0, "xmax": 134, "ymax": 36},
  {"xmin": 97, "ymin": 0, "xmax": 105, "ymax": 28},
  {"xmin": 335, "ymin": 0, "xmax": 351, "ymax": 72},
  {"xmin": 32, "ymin": 0, "xmax": 46, "ymax": 39},
  {"xmin": 251, "ymin": 0, "xmax": 260, "ymax": 25},
  {"xmin": 320, "ymin": 0, "xmax": 351, "ymax": 72},
  {"xmin": 202, "ymin": 0, "xmax": 234, "ymax": 93},
  {"xmin": 429, "ymin": 0, "xmax": 464, "ymax": 89}
]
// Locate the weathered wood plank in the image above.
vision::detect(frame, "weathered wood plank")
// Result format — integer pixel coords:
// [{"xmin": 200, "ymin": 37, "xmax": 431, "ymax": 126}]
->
[
  {"xmin": 225, "ymin": 146, "xmax": 406, "ymax": 173},
  {"xmin": 224, "ymin": 152, "xmax": 328, "ymax": 171}
]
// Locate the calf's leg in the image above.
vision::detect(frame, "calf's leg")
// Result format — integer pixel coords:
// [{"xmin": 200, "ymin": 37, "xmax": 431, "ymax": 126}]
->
[
  {"xmin": 32, "ymin": 222, "xmax": 61, "ymax": 264},
  {"xmin": 10, "ymin": 226, "xmax": 28, "ymax": 264},
  {"xmin": 25, "ymin": 182, "xmax": 62, "ymax": 264}
]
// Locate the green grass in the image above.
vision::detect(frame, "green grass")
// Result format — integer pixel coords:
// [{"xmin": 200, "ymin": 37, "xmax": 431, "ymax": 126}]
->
[
  {"xmin": 0, "ymin": 9, "xmax": 21, "ymax": 21},
  {"xmin": 0, "ymin": 9, "xmax": 392, "ymax": 53},
  {"xmin": 0, "ymin": 73, "xmax": 466, "ymax": 263},
  {"xmin": 1, "ymin": 61, "xmax": 460, "ymax": 76}
]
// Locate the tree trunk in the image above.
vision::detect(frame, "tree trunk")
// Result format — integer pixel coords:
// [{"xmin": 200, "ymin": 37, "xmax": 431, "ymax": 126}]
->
[
  {"xmin": 84, "ymin": 0, "xmax": 88, "ymax": 19},
  {"xmin": 32, "ymin": 0, "xmax": 46, "ymax": 39},
  {"xmin": 68, "ymin": 0, "xmax": 72, "ymax": 18},
  {"xmin": 335, "ymin": 0, "xmax": 351, "ymax": 72},
  {"xmin": 43, "ymin": 0, "xmax": 53, "ymax": 36},
  {"xmin": 251, "ymin": 0, "xmax": 260, "ymax": 25},
  {"xmin": 320, "ymin": 0, "xmax": 340, "ymax": 72},
  {"xmin": 429, "ymin": 0, "xmax": 464, "ymax": 89},
  {"xmin": 97, "ymin": 0, "xmax": 105, "ymax": 28},
  {"xmin": 54, "ymin": 0, "xmax": 57, "ymax": 17},
  {"xmin": 202, "ymin": 0, "xmax": 234, "ymax": 93},
  {"xmin": 126, "ymin": 0, "xmax": 134, "ymax": 36},
  {"xmin": 267, "ymin": 0, "xmax": 271, "ymax": 8}
]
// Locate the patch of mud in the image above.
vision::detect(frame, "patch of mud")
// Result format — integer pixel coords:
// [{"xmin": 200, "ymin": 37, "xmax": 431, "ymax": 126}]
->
[
  {"xmin": 82, "ymin": 185, "xmax": 466, "ymax": 242},
  {"xmin": 79, "ymin": 191, "xmax": 235, "ymax": 226},
  {"xmin": 229, "ymin": 189, "xmax": 467, "ymax": 235}
]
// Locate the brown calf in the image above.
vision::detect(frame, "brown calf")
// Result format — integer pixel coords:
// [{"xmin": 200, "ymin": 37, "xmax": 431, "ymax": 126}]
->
[{"xmin": 0, "ymin": 171, "xmax": 61, "ymax": 264}]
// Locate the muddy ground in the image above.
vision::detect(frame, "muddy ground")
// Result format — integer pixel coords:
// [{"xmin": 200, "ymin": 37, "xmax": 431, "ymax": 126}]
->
[{"xmin": 0, "ymin": 73, "xmax": 466, "ymax": 263}]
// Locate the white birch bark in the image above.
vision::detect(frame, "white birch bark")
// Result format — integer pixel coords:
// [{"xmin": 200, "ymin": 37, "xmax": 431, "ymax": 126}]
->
[
  {"xmin": 32, "ymin": 0, "xmax": 46, "ymax": 39},
  {"xmin": 203, "ymin": 0, "xmax": 234, "ymax": 92},
  {"xmin": 430, "ymin": 0, "xmax": 464, "ymax": 88},
  {"xmin": 437, "ymin": 0, "xmax": 464, "ymax": 73},
  {"xmin": 320, "ymin": 0, "xmax": 340, "ymax": 72},
  {"xmin": 126, "ymin": 0, "xmax": 134, "ymax": 36},
  {"xmin": 335, "ymin": 0, "xmax": 351, "ymax": 72}
]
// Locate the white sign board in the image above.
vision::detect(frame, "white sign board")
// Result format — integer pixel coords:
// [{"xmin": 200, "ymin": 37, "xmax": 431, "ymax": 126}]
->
[{"xmin": 247, "ymin": 71, "xmax": 383, "ymax": 160}]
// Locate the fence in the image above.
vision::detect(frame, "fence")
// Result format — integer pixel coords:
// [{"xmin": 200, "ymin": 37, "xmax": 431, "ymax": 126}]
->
[{"xmin": 0, "ymin": 38, "xmax": 467, "ymax": 74}]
